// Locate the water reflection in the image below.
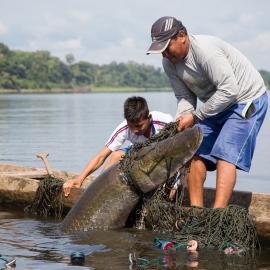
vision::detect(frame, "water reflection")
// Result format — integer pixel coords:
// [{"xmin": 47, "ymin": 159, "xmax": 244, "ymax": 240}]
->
[
  {"xmin": 127, "ymin": 249, "xmax": 260, "ymax": 270},
  {"xmin": 0, "ymin": 206, "xmax": 270, "ymax": 269}
]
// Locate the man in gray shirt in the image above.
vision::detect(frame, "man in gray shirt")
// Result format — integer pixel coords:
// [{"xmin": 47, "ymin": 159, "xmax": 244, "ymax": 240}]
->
[{"xmin": 147, "ymin": 16, "xmax": 268, "ymax": 208}]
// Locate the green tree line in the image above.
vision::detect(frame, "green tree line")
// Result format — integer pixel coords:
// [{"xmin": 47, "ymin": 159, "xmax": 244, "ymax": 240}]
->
[
  {"xmin": 0, "ymin": 43, "xmax": 169, "ymax": 91},
  {"xmin": 0, "ymin": 42, "xmax": 269, "ymax": 91}
]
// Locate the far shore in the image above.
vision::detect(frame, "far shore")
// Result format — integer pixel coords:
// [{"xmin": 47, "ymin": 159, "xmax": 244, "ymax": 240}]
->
[{"xmin": 0, "ymin": 86, "xmax": 172, "ymax": 94}]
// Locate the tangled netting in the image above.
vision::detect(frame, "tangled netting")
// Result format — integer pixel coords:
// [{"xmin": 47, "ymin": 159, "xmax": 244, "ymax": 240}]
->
[
  {"xmin": 135, "ymin": 165, "xmax": 189, "ymax": 232},
  {"xmin": 136, "ymin": 175, "xmax": 259, "ymax": 254},
  {"xmin": 119, "ymin": 121, "xmax": 259, "ymax": 253},
  {"xmin": 173, "ymin": 204, "xmax": 260, "ymax": 251},
  {"xmin": 25, "ymin": 175, "xmax": 64, "ymax": 218},
  {"xmin": 24, "ymin": 121, "xmax": 259, "ymax": 255},
  {"xmin": 119, "ymin": 121, "xmax": 178, "ymax": 190}
]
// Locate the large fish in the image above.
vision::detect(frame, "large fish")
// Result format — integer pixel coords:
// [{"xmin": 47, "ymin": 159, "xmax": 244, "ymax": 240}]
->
[{"xmin": 62, "ymin": 126, "xmax": 203, "ymax": 233}]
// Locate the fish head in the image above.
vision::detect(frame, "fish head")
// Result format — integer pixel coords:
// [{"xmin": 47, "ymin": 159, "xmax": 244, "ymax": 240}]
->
[{"xmin": 127, "ymin": 126, "xmax": 203, "ymax": 193}]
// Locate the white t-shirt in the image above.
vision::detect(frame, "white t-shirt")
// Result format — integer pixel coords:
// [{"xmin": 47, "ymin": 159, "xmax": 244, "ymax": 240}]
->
[{"xmin": 105, "ymin": 111, "xmax": 173, "ymax": 151}]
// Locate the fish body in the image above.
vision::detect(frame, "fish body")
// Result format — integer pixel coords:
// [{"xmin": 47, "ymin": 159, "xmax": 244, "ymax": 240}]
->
[{"xmin": 62, "ymin": 127, "xmax": 203, "ymax": 232}]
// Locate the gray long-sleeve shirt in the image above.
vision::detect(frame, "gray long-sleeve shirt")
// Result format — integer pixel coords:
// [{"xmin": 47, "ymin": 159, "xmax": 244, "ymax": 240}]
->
[{"xmin": 163, "ymin": 35, "xmax": 266, "ymax": 120}]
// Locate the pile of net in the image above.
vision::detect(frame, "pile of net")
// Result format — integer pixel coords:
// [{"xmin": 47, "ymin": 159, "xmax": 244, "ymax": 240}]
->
[
  {"xmin": 174, "ymin": 204, "xmax": 259, "ymax": 251},
  {"xmin": 119, "ymin": 121, "xmax": 259, "ymax": 253},
  {"xmin": 135, "ymin": 173, "xmax": 259, "ymax": 254},
  {"xmin": 25, "ymin": 175, "xmax": 64, "ymax": 218},
  {"xmin": 135, "ymin": 165, "xmax": 189, "ymax": 232}
]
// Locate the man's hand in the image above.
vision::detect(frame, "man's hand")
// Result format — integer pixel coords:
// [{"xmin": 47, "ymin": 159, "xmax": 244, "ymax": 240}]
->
[
  {"xmin": 63, "ymin": 178, "xmax": 82, "ymax": 197},
  {"xmin": 176, "ymin": 112, "xmax": 196, "ymax": 132}
]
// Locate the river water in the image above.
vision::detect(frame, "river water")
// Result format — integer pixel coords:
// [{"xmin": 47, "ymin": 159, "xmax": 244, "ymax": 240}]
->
[{"xmin": 0, "ymin": 92, "xmax": 270, "ymax": 269}]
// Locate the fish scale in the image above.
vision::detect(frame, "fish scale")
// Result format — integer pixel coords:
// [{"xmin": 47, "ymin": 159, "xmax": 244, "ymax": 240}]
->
[{"xmin": 61, "ymin": 127, "xmax": 203, "ymax": 233}]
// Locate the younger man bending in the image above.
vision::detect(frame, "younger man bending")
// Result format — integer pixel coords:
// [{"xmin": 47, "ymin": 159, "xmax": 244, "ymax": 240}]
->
[{"xmin": 63, "ymin": 96, "xmax": 173, "ymax": 196}]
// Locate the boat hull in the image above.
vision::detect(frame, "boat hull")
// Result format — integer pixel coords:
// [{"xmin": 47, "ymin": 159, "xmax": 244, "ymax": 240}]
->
[{"xmin": 0, "ymin": 163, "xmax": 269, "ymax": 238}]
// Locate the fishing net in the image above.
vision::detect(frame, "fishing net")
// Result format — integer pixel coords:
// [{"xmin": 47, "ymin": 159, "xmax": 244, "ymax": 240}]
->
[
  {"xmin": 119, "ymin": 121, "xmax": 259, "ymax": 252},
  {"xmin": 25, "ymin": 175, "xmax": 64, "ymax": 218},
  {"xmin": 119, "ymin": 121, "xmax": 178, "ymax": 191},
  {"xmin": 24, "ymin": 120, "xmax": 259, "ymax": 255},
  {"xmin": 174, "ymin": 204, "xmax": 259, "ymax": 252},
  {"xmin": 136, "ymin": 175, "xmax": 259, "ymax": 254},
  {"xmin": 135, "ymin": 164, "xmax": 189, "ymax": 232}
]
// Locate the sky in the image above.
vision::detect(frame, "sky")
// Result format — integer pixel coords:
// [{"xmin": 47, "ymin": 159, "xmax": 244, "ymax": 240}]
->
[{"xmin": 0, "ymin": 0, "xmax": 269, "ymax": 70}]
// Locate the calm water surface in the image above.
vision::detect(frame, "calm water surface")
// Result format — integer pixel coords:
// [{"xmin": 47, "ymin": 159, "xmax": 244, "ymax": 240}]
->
[
  {"xmin": 0, "ymin": 93, "xmax": 270, "ymax": 269},
  {"xmin": 0, "ymin": 205, "xmax": 270, "ymax": 270},
  {"xmin": 0, "ymin": 92, "xmax": 269, "ymax": 191}
]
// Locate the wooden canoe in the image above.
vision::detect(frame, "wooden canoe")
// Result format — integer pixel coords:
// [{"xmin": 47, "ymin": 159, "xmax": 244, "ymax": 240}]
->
[
  {"xmin": 0, "ymin": 163, "xmax": 95, "ymax": 209},
  {"xmin": 0, "ymin": 163, "xmax": 269, "ymax": 239}
]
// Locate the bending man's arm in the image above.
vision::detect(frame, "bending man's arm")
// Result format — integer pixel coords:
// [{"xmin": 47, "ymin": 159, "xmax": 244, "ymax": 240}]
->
[
  {"xmin": 63, "ymin": 146, "xmax": 112, "ymax": 196},
  {"xmin": 163, "ymin": 57, "xmax": 197, "ymax": 131},
  {"xmin": 163, "ymin": 57, "xmax": 197, "ymax": 118},
  {"xmin": 195, "ymin": 54, "xmax": 239, "ymax": 120}
]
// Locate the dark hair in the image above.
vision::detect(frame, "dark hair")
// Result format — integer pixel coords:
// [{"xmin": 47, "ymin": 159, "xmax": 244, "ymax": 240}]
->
[
  {"xmin": 180, "ymin": 26, "xmax": 188, "ymax": 35},
  {"xmin": 172, "ymin": 27, "xmax": 188, "ymax": 40},
  {"xmin": 124, "ymin": 96, "xmax": 149, "ymax": 123}
]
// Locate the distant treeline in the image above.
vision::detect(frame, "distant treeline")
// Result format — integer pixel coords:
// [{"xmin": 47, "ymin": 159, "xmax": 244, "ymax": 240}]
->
[
  {"xmin": 0, "ymin": 42, "xmax": 269, "ymax": 91},
  {"xmin": 0, "ymin": 43, "xmax": 169, "ymax": 91}
]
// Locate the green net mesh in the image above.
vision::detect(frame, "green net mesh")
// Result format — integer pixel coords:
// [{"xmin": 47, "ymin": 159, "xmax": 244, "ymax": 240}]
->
[
  {"xmin": 174, "ymin": 204, "xmax": 259, "ymax": 251},
  {"xmin": 119, "ymin": 121, "xmax": 178, "ymax": 189},
  {"xmin": 136, "ymin": 179, "xmax": 259, "ymax": 254},
  {"xmin": 135, "ymin": 165, "xmax": 189, "ymax": 232},
  {"xmin": 25, "ymin": 122, "xmax": 259, "ymax": 254},
  {"xmin": 119, "ymin": 122, "xmax": 260, "ymax": 253},
  {"xmin": 26, "ymin": 175, "xmax": 64, "ymax": 218}
]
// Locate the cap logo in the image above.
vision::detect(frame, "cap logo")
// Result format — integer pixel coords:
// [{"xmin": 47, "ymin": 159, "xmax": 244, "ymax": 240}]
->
[
  {"xmin": 164, "ymin": 18, "xmax": 174, "ymax": 31},
  {"xmin": 147, "ymin": 17, "xmax": 184, "ymax": 54}
]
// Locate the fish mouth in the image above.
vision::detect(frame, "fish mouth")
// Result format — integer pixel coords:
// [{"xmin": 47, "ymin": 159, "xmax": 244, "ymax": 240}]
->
[
  {"xmin": 163, "ymin": 126, "xmax": 203, "ymax": 158},
  {"xmin": 127, "ymin": 126, "xmax": 204, "ymax": 193},
  {"xmin": 194, "ymin": 126, "xmax": 203, "ymax": 148}
]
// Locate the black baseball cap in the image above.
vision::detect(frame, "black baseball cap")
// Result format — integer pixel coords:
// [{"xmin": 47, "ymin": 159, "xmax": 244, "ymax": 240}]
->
[{"xmin": 147, "ymin": 16, "xmax": 185, "ymax": 54}]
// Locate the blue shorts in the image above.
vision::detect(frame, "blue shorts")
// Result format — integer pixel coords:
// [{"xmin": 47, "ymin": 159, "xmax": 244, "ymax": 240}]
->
[{"xmin": 196, "ymin": 92, "xmax": 268, "ymax": 172}]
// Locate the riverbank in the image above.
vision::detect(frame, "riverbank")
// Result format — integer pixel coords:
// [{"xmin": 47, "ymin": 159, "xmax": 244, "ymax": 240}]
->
[{"xmin": 0, "ymin": 86, "xmax": 171, "ymax": 94}]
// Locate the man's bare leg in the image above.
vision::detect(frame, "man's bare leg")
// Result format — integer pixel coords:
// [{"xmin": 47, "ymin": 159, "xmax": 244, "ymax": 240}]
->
[
  {"xmin": 102, "ymin": 150, "xmax": 125, "ymax": 171},
  {"xmin": 187, "ymin": 156, "xmax": 207, "ymax": 207},
  {"xmin": 213, "ymin": 160, "xmax": 236, "ymax": 208}
]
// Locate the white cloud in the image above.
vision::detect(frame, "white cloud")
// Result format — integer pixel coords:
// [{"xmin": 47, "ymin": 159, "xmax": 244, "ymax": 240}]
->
[
  {"xmin": 32, "ymin": 14, "xmax": 72, "ymax": 36},
  {"xmin": 253, "ymin": 32, "xmax": 270, "ymax": 52},
  {"xmin": 235, "ymin": 32, "xmax": 270, "ymax": 54},
  {"xmin": 22, "ymin": 38, "xmax": 82, "ymax": 62},
  {"xmin": 119, "ymin": 37, "xmax": 136, "ymax": 49},
  {"xmin": 238, "ymin": 13, "xmax": 258, "ymax": 25},
  {"xmin": 0, "ymin": 21, "xmax": 7, "ymax": 35},
  {"xmin": 67, "ymin": 10, "xmax": 92, "ymax": 24},
  {"xmin": 0, "ymin": 0, "xmax": 269, "ymax": 69},
  {"xmin": 53, "ymin": 38, "xmax": 82, "ymax": 50},
  {"xmin": 233, "ymin": 31, "xmax": 270, "ymax": 69}
]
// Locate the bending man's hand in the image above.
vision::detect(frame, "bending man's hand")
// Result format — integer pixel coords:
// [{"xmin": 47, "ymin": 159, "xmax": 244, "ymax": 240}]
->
[
  {"xmin": 176, "ymin": 112, "xmax": 196, "ymax": 132},
  {"xmin": 63, "ymin": 178, "xmax": 82, "ymax": 197}
]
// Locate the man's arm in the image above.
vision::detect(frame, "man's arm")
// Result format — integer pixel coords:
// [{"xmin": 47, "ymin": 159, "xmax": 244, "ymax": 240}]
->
[
  {"xmin": 172, "ymin": 54, "xmax": 239, "ymax": 131},
  {"xmin": 163, "ymin": 58, "xmax": 197, "ymax": 118},
  {"xmin": 63, "ymin": 146, "xmax": 112, "ymax": 196},
  {"xmin": 195, "ymin": 54, "xmax": 239, "ymax": 120},
  {"xmin": 163, "ymin": 57, "xmax": 197, "ymax": 131}
]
